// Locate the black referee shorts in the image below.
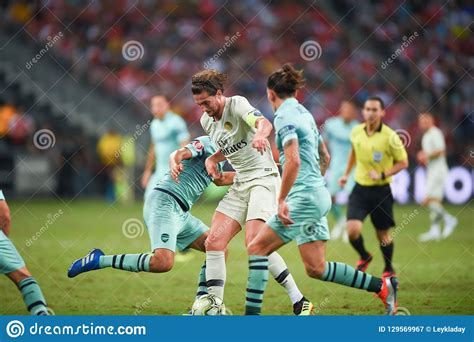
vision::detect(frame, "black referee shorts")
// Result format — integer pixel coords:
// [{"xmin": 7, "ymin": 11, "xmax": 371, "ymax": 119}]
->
[{"xmin": 347, "ymin": 183, "xmax": 395, "ymax": 230}]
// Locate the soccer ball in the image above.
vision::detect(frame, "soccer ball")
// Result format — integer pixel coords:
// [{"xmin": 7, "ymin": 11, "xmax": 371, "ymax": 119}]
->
[{"xmin": 191, "ymin": 294, "xmax": 225, "ymax": 316}]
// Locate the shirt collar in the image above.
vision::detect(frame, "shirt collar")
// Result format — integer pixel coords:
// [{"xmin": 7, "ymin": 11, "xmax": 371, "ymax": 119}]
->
[
  {"xmin": 364, "ymin": 122, "xmax": 383, "ymax": 135},
  {"xmin": 275, "ymin": 97, "xmax": 298, "ymax": 116}
]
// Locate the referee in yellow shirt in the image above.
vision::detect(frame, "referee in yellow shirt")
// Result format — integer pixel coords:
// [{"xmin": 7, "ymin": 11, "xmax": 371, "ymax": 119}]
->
[{"xmin": 339, "ymin": 97, "xmax": 408, "ymax": 279}]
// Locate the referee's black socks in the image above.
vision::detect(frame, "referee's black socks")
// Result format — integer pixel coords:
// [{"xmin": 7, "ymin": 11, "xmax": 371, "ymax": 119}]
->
[
  {"xmin": 380, "ymin": 242, "xmax": 394, "ymax": 272},
  {"xmin": 349, "ymin": 235, "xmax": 371, "ymax": 260}
]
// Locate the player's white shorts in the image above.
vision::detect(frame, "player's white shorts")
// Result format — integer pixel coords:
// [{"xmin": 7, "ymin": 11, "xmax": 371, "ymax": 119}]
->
[
  {"xmin": 426, "ymin": 167, "xmax": 448, "ymax": 199},
  {"xmin": 216, "ymin": 173, "xmax": 281, "ymax": 227}
]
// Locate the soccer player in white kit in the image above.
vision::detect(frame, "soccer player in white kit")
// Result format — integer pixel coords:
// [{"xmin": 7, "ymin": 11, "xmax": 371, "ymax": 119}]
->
[
  {"xmin": 417, "ymin": 112, "xmax": 458, "ymax": 241},
  {"xmin": 191, "ymin": 69, "xmax": 313, "ymax": 315}
]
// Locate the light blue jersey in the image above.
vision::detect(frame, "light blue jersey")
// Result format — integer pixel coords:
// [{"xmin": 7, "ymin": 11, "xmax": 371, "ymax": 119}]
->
[
  {"xmin": 154, "ymin": 136, "xmax": 224, "ymax": 210},
  {"xmin": 274, "ymin": 98, "xmax": 326, "ymax": 196},
  {"xmin": 143, "ymin": 136, "xmax": 223, "ymax": 252},
  {"xmin": 323, "ymin": 116, "xmax": 358, "ymax": 195},
  {"xmin": 150, "ymin": 111, "xmax": 190, "ymax": 179},
  {"xmin": 324, "ymin": 116, "xmax": 358, "ymax": 169},
  {"xmin": 269, "ymin": 98, "xmax": 331, "ymax": 245},
  {"xmin": 0, "ymin": 190, "xmax": 4, "ymax": 201}
]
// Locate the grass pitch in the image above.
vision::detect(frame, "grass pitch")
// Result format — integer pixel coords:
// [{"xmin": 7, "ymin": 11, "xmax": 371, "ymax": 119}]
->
[{"xmin": 1, "ymin": 198, "xmax": 473, "ymax": 315}]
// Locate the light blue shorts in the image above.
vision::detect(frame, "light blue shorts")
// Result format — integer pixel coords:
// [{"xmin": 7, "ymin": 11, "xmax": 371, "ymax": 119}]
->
[
  {"xmin": 267, "ymin": 186, "xmax": 332, "ymax": 245},
  {"xmin": 0, "ymin": 231, "xmax": 26, "ymax": 274},
  {"xmin": 143, "ymin": 190, "xmax": 208, "ymax": 252}
]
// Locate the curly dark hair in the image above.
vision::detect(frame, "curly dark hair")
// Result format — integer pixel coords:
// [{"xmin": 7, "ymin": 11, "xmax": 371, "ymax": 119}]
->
[{"xmin": 191, "ymin": 69, "xmax": 228, "ymax": 95}]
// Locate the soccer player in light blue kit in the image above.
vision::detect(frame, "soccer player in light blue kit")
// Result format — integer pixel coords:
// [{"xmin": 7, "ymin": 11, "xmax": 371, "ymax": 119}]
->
[
  {"xmin": 245, "ymin": 64, "xmax": 398, "ymax": 315},
  {"xmin": 69, "ymin": 136, "xmax": 231, "ymax": 286},
  {"xmin": 141, "ymin": 95, "xmax": 190, "ymax": 199},
  {"xmin": 68, "ymin": 136, "xmax": 308, "ymax": 312},
  {"xmin": 323, "ymin": 100, "xmax": 359, "ymax": 241},
  {"xmin": 0, "ymin": 190, "xmax": 50, "ymax": 315}
]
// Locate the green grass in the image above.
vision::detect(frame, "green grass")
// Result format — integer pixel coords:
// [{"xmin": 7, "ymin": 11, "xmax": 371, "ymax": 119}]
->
[{"xmin": 1, "ymin": 199, "xmax": 473, "ymax": 315}]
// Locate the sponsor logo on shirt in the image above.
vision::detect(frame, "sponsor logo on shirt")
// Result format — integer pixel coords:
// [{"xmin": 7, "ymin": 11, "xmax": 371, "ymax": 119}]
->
[{"xmin": 217, "ymin": 138, "xmax": 248, "ymax": 156}]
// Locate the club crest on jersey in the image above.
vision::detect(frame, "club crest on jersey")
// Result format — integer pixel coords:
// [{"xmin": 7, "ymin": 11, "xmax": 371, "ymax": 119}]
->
[
  {"xmin": 224, "ymin": 122, "xmax": 233, "ymax": 131},
  {"xmin": 161, "ymin": 233, "xmax": 170, "ymax": 243},
  {"xmin": 192, "ymin": 140, "xmax": 204, "ymax": 152},
  {"xmin": 372, "ymin": 151, "xmax": 383, "ymax": 163}
]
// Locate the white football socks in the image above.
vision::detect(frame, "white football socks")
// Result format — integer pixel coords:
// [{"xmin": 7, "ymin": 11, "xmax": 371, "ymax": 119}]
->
[
  {"xmin": 268, "ymin": 252, "xmax": 303, "ymax": 304},
  {"xmin": 205, "ymin": 251, "xmax": 226, "ymax": 300}
]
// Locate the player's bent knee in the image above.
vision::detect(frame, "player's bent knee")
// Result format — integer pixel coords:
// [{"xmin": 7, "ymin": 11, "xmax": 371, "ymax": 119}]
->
[
  {"xmin": 149, "ymin": 251, "xmax": 174, "ymax": 273},
  {"xmin": 246, "ymin": 239, "xmax": 268, "ymax": 256},
  {"xmin": 347, "ymin": 220, "xmax": 362, "ymax": 239},
  {"xmin": 204, "ymin": 237, "xmax": 227, "ymax": 251},
  {"xmin": 305, "ymin": 262, "xmax": 326, "ymax": 279}
]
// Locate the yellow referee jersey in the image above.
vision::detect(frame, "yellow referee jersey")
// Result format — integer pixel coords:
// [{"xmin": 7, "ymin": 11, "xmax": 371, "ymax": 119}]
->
[{"xmin": 351, "ymin": 123, "xmax": 408, "ymax": 186}]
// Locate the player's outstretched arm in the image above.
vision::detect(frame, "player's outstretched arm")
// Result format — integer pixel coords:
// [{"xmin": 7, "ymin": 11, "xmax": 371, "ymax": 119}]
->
[
  {"xmin": 278, "ymin": 139, "xmax": 300, "ymax": 226},
  {"xmin": 213, "ymin": 172, "xmax": 236, "ymax": 186},
  {"xmin": 370, "ymin": 159, "xmax": 409, "ymax": 181},
  {"xmin": 205, "ymin": 150, "xmax": 226, "ymax": 179},
  {"xmin": 318, "ymin": 138, "xmax": 331, "ymax": 176},
  {"xmin": 141, "ymin": 143, "xmax": 155, "ymax": 188},
  {"xmin": 170, "ymin": 147, "xmax": 193, "ymax": 182},
  {"xmin": 252, "ymin": 118, "xmax": 273, "ymax": 155},
  {"xmin": 339, "ymin": 147, "xmax": 355, "ymax": 187},
  {"xmin": 0, "ymin": 198, "xmax": 11, "ymax": 236}
]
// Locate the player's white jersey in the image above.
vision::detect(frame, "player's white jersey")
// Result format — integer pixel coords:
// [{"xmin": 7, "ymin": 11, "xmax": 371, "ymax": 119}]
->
[
  {"xmin": 200, "ymin": 95, "xmax": 278, "ymax": 182},
  {"xmin": 422, "ymin": 126, "xmax": 448, "ymax": 173}
]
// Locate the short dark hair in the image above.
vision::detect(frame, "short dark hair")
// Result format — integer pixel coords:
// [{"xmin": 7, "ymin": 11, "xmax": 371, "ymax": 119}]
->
[
  {"xmin": 191, "ymin": 70, "xmax": 228, "ymax": 95},
  {"xmin": 267, "ymin": 63, "xmax": 305, "ymax": 98},
  {"xmin": 342, "ymin": 99, "xmax": 358, "ymax": 108},
  {"xmin": 151, "ymin": 94, "xmax": 169, "ymax": 102},
  {"xmin": 365, "ymin": 96, "xmax": 385, "ymax": 109}
]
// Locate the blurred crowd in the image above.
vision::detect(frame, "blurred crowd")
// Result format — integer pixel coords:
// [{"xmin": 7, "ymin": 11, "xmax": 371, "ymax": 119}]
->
[{"xmin": 1, "ymin": 0, "xmax": 472, "ymax": 170}]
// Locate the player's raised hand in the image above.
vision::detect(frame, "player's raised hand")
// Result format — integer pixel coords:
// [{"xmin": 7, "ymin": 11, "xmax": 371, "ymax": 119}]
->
[
  {"xmin": 205, "ymin": 157, "xmax": 222, "ymax": 180},
  {"xmin": 171, "ymin": 163, "xmax": 184, "ymax": 183},
  {"xmin": 338, "ymin": 175, "xmax": 348, "ymax": 187},
  {"xmin": 278, "ymin": 199, "xmax": 294, "ymax": 226},
  {"xmin": 368, "ymin": 170, "xmax": 381, "ymax": 181},
  {"xmin": 252, "ymin": 133, "xmax": 267, "ymax": 155}
]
